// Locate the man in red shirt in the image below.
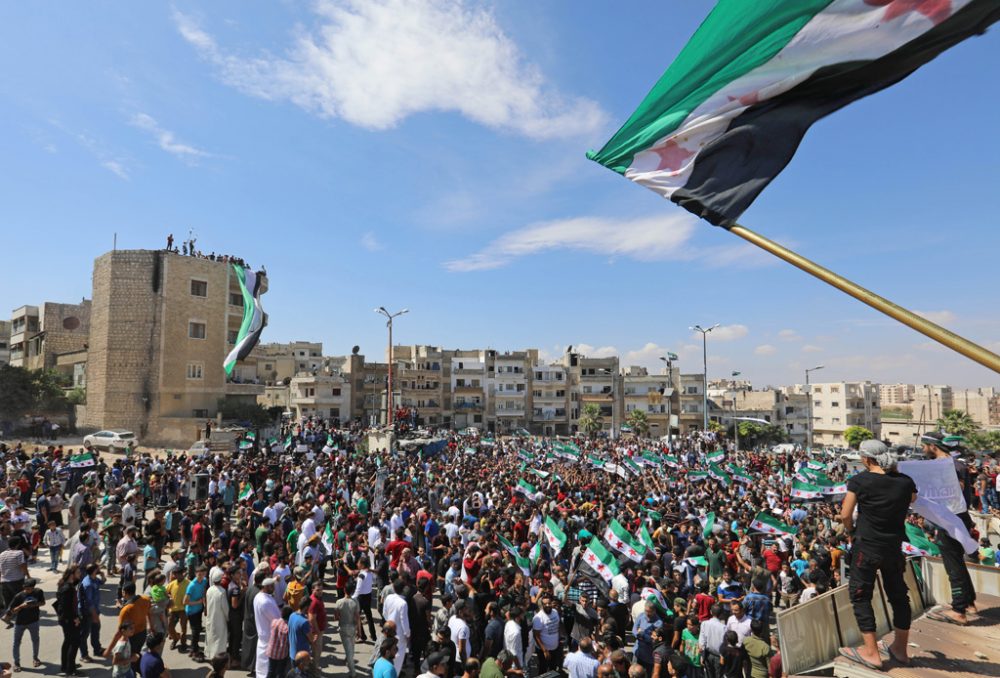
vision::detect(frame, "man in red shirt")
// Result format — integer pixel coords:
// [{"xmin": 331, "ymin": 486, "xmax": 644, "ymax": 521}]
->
[
  {"xmin": 693, "ymin": 580, "xmax": 715, "ymax": 622},
  {"xmin": 307, "ymin": 581, "xmax": 326, "ymax": 662},
  {"xmin": 462, "ymin": 544, "xmax": 483, "ymax": 584},
  {"xmin": 384, "ymin": 528, "xmax": 410, "ymax": 569}
]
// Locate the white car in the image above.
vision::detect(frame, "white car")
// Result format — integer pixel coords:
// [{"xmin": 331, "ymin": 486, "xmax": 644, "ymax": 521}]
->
[
  {"xmin": 840, "ymin": 450, "xmax": 862, "ymax": 462},
  {"xmin": 83, "ymin": 430, "xmax": 137, "ymax": 452}
]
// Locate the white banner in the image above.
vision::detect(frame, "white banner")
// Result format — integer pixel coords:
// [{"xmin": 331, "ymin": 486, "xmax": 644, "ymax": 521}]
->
[{"xmin": 898, "ymin": 458, "xmax": 977, "ymax": 554}]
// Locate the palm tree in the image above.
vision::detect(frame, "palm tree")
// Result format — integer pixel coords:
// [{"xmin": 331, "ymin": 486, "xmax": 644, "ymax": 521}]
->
[
  {"xmin": 579, "ymin": 403, "xmax": 604, "ymax": 438},
  {"xmin": 626, "ymin": 409, "xmax": 650, "ymax": 437},
  {"xmin": 936, "ymin": 409, "xmax": 980, "ymax": 437}
]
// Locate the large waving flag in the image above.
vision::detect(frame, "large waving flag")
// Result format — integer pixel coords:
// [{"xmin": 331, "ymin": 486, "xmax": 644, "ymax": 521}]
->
[
  {"xmin": 791, "ymin": 480, "xmax": 825, "ymax": 501},
  {"xmin": 902, "ymin": 523, "xmax": 940, "ymax": 557},
  {"xmin": 543, "ymin": 516, "xmax": 568, "ymax": 553},
  {"xmin": 750, "ymin": 511, "xmax": 798, "ymax": 538},
  {"xmin": 587, "ymin": 1, "xmax": 1000, "ymax": 227},
  {"xmin": 580, "ymin": 537, "xmax": 621, "ymax": 591},
  {"xmin": 603, "ymin": 519, "xmax": 646, "ymax": 563},
  {"xmin": 224, "ymin": 265, "xmax": 268, "ymax": 376}
]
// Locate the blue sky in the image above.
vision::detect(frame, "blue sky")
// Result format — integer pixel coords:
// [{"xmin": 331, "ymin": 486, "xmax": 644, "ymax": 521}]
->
[{"xmin": 2, "ymin": 1, "xmax": 998, "ymax": 388}]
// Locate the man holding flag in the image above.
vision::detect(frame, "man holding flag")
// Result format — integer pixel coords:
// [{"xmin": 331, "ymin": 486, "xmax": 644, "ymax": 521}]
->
[{"xmin": 837, "ymin": 440, "xmax": 916, "ymax": 670}]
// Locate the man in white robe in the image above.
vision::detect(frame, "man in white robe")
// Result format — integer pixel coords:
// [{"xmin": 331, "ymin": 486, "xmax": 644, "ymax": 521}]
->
[
  {"xmin": 204, "ymin": 570, "xmax": 229, "ymax": 659},
  {"xmin": 253, "ymin": 578, "xmax": 281, "ymax": 678},
  {"xmin": 381, "ymin": 580, "xmax": 410, "ymax": 675}
]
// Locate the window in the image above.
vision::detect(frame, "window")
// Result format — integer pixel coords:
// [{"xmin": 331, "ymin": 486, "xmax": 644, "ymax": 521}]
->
[
  {"xmin": 332, "ymin": 388, "xmax": 341, "ymax": 396},
  {"xmin": 265, "ymin": 363, "xmax": 273, "ymax": 371},
  {"xmin": 229, "ymin": 292, "xmax": 243, "ymax": 306},
  {"xmin": 190, "ymin": 280, "xmax": 208, "ymax": 297},
  {"xmin": 188, "ymin": 322, "xmax": 206, "ymax": 339},
  {"xmin": 831, "ymin": 401, "xmax": 840, "ymax": 408},
  {"xmin": 329, "ymin": 408, "xmax": 340, "ymax": 418},
  {"xmin": 473, "ymin": 414, "xmax": 482, "ymax": 423},
  {"xmin": 192, "ymin": 409, "xmax": 209, "ymax": 418},
  {"xmin": 831, "ymin": 386, "xmax": 840, "ymax": 393},
  {"xmin": 186, "ymin": 363, "xmax": 203, "ymax": 380},
  {"xmin": 556, "ymin": 390, "xmax": 565, "ymax": 397}
]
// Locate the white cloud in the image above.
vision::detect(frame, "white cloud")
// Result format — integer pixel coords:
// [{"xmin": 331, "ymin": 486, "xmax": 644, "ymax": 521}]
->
[
  {"xmin": 101, "ymin": 160, "xmax": 130, "ymax": 180},
  {"xmin": 691, "ymin": 324, "xmax": 748, "ymax": 342},
  {"xmin": 754, "ymin": 344, "xmax": 776, "ymax": 356},
  {"xmin": 174, "ymin": 1, "xmax": 606, "ymax": 139},
  {"xmin": 360, "ymin": 232, "xmax": 383, "ymax": 251},
  {"xmin": 130, "ymin": 113, "xmax": 212, "ymax": 162},
  {"xmin": 622, "ymin": 343, "xmax": 677, "ymax": 370},
  {"xmin": 444, "ymin": 213, "xmax": 698, "ymax": 272},
  {"xmin": 74, "ymin": 131, "xmax": 130, "ymax": 180},
  {"xmin": 914, "ymin": 309, "xmax": 957, "ymax": 325},
  {"xmin": 574, "ymin": 343, "xmax": 618, "ymax": 359},
  {"xmin": 801, "ymin": 344, "xmax": 824, "ymax": 353},
  {"xmin": 777, "ymin": 329, "xmax": 801, "ymax": 342}
]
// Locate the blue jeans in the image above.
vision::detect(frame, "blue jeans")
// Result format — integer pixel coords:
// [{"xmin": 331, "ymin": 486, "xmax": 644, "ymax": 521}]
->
[
  {"xmin": 13, "ymin": 621, "xmax": 40, "ymax": 665},
  {"xmin": 49, "ymin": 546, "xmax": 61, "ymax": 571},
  {"xmin": 80, "ymin": 613, "xmax": 102, "ymax": 656}
]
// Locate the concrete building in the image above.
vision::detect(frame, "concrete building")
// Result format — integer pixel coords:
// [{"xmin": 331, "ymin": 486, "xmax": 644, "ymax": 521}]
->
[
  {"xmin": 791, "ymin": 381, "xmax": 881, "ymax": 447},
  {"xmin": 253, "ymin": 342, "xmax": 324, "ymax": 384},
  {"xmin": 81, "ymin": 250, "xmax": 265, "ymax": 445},
  {"xmin": 878, "ymin": 383, "xmax": 915, "ymax": 406},
  {"xmin": 950, "ymin": 387, "xmax": 1000, "ymax": 428},
  {"xmin": 532, "ymin": 363, "xmax": 570, "ymax": 436},
  {"xmin": 451, "ymin": 351, "xmax": 489, "ymax": 431},
  {"xmin": 0, "ymin": 320, "xmax": 10, "ymax": 366},
  {"xmin": 910, "ymin": 385, "xmax": 953, "ymax": 423},
  {"xmin": 491, "ymin": 350, "xmax": 537, "ymax": 434},
  {"xmin": 712, "ymin": 388, "xmax": 810, "ymax": 445},
  {"xmin": 288, "ymin": 370, "xmax": 351, "ymax": 423},
  {"xmin": 8, "ymin": 301, "xmax": 91, "ymax": 370},
  {"xmin": 622, "ymin": 366, "xmax": 678, "ymax": 439},
  {"xmin": 393, "ymin": 345, "xmax": 447, "ymax": 427},
  {"xmin": 678, "ymin": 374, "xmax": 705, "ymax": 434}
]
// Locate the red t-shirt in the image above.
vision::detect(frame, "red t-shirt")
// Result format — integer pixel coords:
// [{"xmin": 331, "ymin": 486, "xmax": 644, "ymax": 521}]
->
[
  {"xmin": 463, "ymin": 557, "xmax": 481, "ymax": 582},
  {"xmin": 309, "ymin": 593, "xmax": 327, "ymax": 631},
  {"xmin": 385, "ymin": 539, "xmax": 409, "ymax": 568},
  {"xmin": 762, "ymin": 549, "xmax": 783, "ymax": 574},
  {"xmin": 694, "ymin": 593, "xmax": 715, "ymax": 621}
]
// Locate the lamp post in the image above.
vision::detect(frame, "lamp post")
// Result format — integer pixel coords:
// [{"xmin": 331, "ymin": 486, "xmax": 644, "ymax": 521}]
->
[
  {"xmin": 690, "ymin": 324, "xmax": 720, "ymax": 430},
  {"xmin": 731, "ymin": 370, "xmax": 742, "ymax": 451},
  {"xmin": 805, "ymin": 365, "xmax": 825, "ymax": 451},
  {"xmin": 659, "ymin": 352, "xmax": 679, "ymax": 441},
  {"xmin": 375, "ymin": 306, "xmax": 409, "ymax": 427}
]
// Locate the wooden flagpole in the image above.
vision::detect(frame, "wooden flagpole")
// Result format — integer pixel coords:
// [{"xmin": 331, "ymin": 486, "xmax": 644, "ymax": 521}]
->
[{"xmin": 728, "ymin": 223, "xmax": 1000, "ymax": 374}]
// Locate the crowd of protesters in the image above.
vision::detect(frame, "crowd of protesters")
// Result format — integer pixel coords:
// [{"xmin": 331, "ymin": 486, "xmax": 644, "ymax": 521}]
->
[{"xmin": 0, "ymin": 418, "xmax": 996, "ymax": 678}]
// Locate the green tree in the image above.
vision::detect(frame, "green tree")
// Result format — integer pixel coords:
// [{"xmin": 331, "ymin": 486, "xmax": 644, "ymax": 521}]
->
[
  {"xmin": 736, "ymin": 421, "xmax": 788, "ymax": 450},
  {"xmin": 67, "ymin": 387, "xmax": 87, "ymax": 405},
  {"xmin": 579, "ymin": 403, "xmax": 604, "ymax": 438},
  {"xmin": 626, "ymin": 409, "xmax": 650, "ymax": 437},
  {"xmin": 843, "ymin": 425, "xmax": 874, "ymax": 449},
  {"xmin": 936, "ymin": 409, "xmax": 980, "ymax": 437},
  {"xmin": 216, "ymin": 399, "xmax": 273, "ymax": 426},
  {"xmin": 967, "ymin": 429, "xmax": 1000, "ymax": 453},
  {"xmin": 0, "ymin": 365, "xmax": 36, "ymax": 421},
  {"xmin": 707, "ymin": 420, "xmax": 725, "ymax": 434}
]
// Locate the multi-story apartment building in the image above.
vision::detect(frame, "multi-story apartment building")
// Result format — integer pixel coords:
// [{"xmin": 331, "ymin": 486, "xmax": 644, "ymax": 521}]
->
[
  {"xmin": 532, "ymin": 363, "xmax": 570, "ymax": 436},
  {"xmin": 491, "ymin": 350, "xmax": 536, "ymax": 433},
  {"xmin": 878, "ymin": 383, "xmax": 915, "ymax": 406},
  {"xmin": 0, "ymin": 320, "xmax": 10, "ymax": 366},
  {"xmin": 678, "ymin": 374, "xmax": 705, "ymax": 434},
  {"xmin": 950, "ymin": 387, "xmax": 999, "ymax": 427},
  {"xmin": 288, "ymin": 370, "xmax": 352, "ymax": 423},
  {"xmin": 712, "ymin": 388, "xmax": 810, "ymax": 444},
  {"xmin": 394, "ymin": 345, "xmax": 447, "ymax": 427},
  {"xmin": 8, "ymin": 301, "xmax": 91, "ymax": 370},
  {"xmin": 81, "ymin": 250, "xmax": 264, "ymax": 445},
  {"xmin": 451, "ymin": 350, "xmax": 489, "ymax": 431},
  {"xmin": 789, "ymin": 381, "xmax": 880, "ymax": 447},
  {"xmin": 910, "ymin": 385, "xmax": 953, "ymax": 423},
  {"xmin": 622, "ymin": 366, "xmax": 678, "ymax": 439},
  {"xmin": 252, "ymin": 342, "xmax": 324, "ymax": 384}
]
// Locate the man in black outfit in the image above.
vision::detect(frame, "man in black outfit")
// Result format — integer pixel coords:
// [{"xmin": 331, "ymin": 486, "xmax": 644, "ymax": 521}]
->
[
  {"xmin": 921, "ymin": 431, "xmax": 977, "ymax": 624},
  {"xmin": 838, "ymin": 440, "xmax": 916, "ymax": 670}
]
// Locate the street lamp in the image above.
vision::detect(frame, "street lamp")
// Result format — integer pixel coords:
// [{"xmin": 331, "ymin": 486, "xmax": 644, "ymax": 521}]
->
[
  {"xmin": 731, "ymin": 371, "xmax": 742, "ymax": 451},
  {"xmin": 805, "ymin": 365, "xmax": 825, "ymax": 451},
  {"xmin": 690, "ymin": 324, "xmax": 720, "ymax": 430},
  {"xmin": 375, "ymin": 307, "xmax": 409, "ymax": 427},
  {"xmin": 659, "ymin": 352, "xmax": 679, "ymax": 441}
]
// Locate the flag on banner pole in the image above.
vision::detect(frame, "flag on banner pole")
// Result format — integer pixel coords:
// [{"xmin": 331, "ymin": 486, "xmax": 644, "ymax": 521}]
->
[
  {"xmin": 580, "ymin": 537, "xmax": 620, "ymax": 593},
  {"xmin": 791, "ymin": 480, "xmax": 825, "ymax": 501},
  {"xmin": 603, "ymin": 519, "xmax": 646, "ymax": 563},
  {"xmin": 902, "ymin": 523, "xmax": 940, "ymax": 557},
  {"xmin": 322, "ymin": 522, "xmax": 335, "ymax": 553},
  {"xmin": 637, "ymin": 524, "xmax": 654, "ymax": 552},
  {"xmin": 69, "ymin": 453, "xmax": 96, "ymax": 468},
  {"xmin": 530, "ymin": 541, "xmax": 543, "ymax": 567},
  {"xmin": 641, "ymin": 586, "xmax": 670, "ymax": 617},
  {"xmin": 706, "ymin": 450, "xmax": 725, "ymax": 464},
  {"xmin": 238, "ymin": 483, "xmax": 254, "ymax": 501},
  {"xmin": 699, "ymin": 512, "xmax": 716, "ymax": 538},
  {"xmin": 749, "ymin": 511, "xmax": 798, "ymax": 538},
  {"xmin": 515, "ymin": 479, "xmax": 536, "ymax": 499},
  {"xmin": 284, "ymin": 434, "xmax": 293, "ymax": 450},
  {"xmin": 543, "ymin": 516, "xmax": 568, "ymax": 553}
]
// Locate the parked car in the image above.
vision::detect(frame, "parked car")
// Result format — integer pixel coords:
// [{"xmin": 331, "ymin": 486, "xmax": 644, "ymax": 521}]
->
[
  {"xmin": 840, "ymin": 450, "xmax": 861, "ymax": 462},
  {"xmin": 82, "ymin": 430, "xmax": 137, "ymax": 452},
  {"xmin": 188, "ymin": 440, "xmax": 211, "ymax": 456}
]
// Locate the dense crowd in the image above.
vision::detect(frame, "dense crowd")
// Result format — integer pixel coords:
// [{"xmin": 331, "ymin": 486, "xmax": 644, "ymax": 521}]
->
[{"xmin": 0, "ymin": 422, "xmax": 996, "ymax": 678}]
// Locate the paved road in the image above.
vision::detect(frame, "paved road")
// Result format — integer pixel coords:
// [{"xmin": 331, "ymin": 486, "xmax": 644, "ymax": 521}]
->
[{"xmin": 5, "ymin": 543, "xmax": 377, "ymax": 677}]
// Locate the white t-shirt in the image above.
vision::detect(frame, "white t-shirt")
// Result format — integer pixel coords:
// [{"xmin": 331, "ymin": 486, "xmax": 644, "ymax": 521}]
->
[
  {"xmin": 503, "ymin": 620, "xmax": 524, "ymax": 668},
  {"xmin": 532, "ymin": 608, "xmax": 561, "ymax": 651},
  {"xmin": 448, "ymin": 615, "xmax": 471, "ymax": 660}
]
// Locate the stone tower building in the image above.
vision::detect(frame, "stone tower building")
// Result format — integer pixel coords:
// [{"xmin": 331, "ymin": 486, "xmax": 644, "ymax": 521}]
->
[{"xmin": 81, "ymin": 250, "xmax": 263, "ymax": 445}]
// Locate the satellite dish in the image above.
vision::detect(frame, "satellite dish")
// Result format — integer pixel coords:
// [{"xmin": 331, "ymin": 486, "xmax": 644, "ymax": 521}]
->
[
  {"xmin": 566, "ymin": 345, "xmax": 573, "ymax": 353},
  {"xmin": 352, "ymin": 345, "xmax": 360, "ymax": 355}
]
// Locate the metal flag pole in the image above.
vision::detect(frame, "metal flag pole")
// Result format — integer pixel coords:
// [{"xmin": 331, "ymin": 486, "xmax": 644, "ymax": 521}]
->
[{"xmin": 727, "ymin": 223, "xmax": 1000, "ymax": 374}]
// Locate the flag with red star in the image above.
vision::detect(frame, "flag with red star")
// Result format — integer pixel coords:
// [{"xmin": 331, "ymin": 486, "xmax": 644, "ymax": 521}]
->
[
  {"xmin": 580, "ymin": 537, "xmax": 621, "ymax": 594},
  {"xmin": 602, "ymin": 518, "xmax": 647, "ymax": 563},
  {"xmin": 749, "ymin": 511, "xmax": 798, "ymax": 538},
  {"xmin": 588, "ymin": 0, "xmax": 999, "ymax": 227}
]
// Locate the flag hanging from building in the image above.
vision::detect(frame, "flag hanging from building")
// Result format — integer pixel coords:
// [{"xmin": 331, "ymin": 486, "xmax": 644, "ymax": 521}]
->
[
  {"xmin": 750, "ymin": 511, "xmax": 798, "ymax": 538},
  {"xmin": 543, "ymin": 516, "xmax": 568, "ymax": 553},
  {"xmin": 223, "ymin": 265, "xmax": 268, "ymax": 376},
  {"xmin": 603, "ymin": 518, "xmax": 647, "ymax": 563},
  {"xmin": 587, "ymin": 1, "xmax": 1000, "ymax": 227}
]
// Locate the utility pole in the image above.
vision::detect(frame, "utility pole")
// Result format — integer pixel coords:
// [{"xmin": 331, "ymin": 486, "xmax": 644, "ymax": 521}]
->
[
  {"xmin": 375, "ymin": 307, "xmax": 409, "ymax": 427},
  {"xmin": 690, "ymin": 325, "xmax": 719, "ymax": 430},
  {"xmin": 805, "ymin": 365, "xmax": 825, "ymax": 451}
]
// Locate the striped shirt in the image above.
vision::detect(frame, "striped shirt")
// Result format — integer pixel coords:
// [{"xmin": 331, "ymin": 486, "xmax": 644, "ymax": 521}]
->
[{"xmin": 266, "ymin": 618, "xmax": 290, "ymax": 660}]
